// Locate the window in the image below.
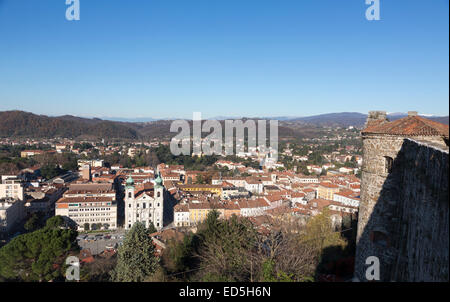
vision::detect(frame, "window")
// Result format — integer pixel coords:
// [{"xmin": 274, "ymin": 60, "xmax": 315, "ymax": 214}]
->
[
  {"xmin": 157, "ymin": 192, "xmax": 161, "ymax": 198},
  {"xmin": 128, "ymin": 192, "xmax": 132, "ymax": 198},
  {"xmin": 143, "ymin": 203, "xmax": 146, "ymax": 209},
  {"xmin": 384, "ymin": 156, "xmax": 393, "ymax": 173}
]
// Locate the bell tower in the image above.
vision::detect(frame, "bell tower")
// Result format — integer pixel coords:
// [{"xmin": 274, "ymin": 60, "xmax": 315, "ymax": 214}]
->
[
  {"xmin": 125, "ymin": 175, "xmax": 135, "ymax": 229},
  {"xmin": 153, "ymin": 173, "xmax": 164, "ymax": 230}
]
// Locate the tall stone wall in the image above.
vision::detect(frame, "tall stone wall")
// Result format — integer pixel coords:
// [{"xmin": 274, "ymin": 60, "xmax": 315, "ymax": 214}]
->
[{"xmin": 355, "ymin": 137, "xmax": 449, "ymax": 281}]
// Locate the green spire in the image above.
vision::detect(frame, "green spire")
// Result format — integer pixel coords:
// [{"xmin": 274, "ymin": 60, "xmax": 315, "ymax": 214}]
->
[
  {"xmin": 154, "ymin": 174, "xmax": 163, "ymax": 188},
  {"xmin": 126, "ymin": 175, "xmax": 134, "ymax": 187}
]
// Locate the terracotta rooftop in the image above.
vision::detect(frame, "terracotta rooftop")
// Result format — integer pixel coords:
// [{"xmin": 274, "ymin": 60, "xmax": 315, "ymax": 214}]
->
[
  {"xmin": 57, "ymin": 196, "xmax": 113, "ymax": 203},
  {"xmin": 319, "ymin": 182, "xmax": 339, "ymax": 189},
  {"xmin": 362, "ymin": 115, "xmax": 449, "ymax": 138}
]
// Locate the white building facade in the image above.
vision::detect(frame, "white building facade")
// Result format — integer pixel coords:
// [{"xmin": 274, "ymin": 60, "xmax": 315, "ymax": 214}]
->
[
  {"xmin": 125, "ymin": 175, "xmax": 164, "ymax": 230},
  {"xmin": 0, "ymin": 198, "xmax": 26, "ymax": 233}
]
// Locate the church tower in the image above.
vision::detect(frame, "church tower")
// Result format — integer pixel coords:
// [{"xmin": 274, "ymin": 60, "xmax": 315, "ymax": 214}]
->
[
  {"xmin": 124, "ymin": 175, "xmax": 135, "ymax": 229},
  {"xmin": 153, "ymin": 173, "xmax": 164, "ymax": 230}
]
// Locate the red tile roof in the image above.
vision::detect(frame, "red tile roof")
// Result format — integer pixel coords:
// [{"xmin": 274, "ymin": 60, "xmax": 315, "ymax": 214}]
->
[
  {"xmin": 319, "ymin": 182, "xmax": 339, "ymax": 189},
  {"xmin": 362, "ymin": 115, "xmax": 449, "ymax": 137}
]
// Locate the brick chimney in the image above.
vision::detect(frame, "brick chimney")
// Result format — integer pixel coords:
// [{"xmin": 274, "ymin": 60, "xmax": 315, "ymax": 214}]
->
[{"xmin": 365, "ymin": 111, "xmax": 387, "ymax": 128}]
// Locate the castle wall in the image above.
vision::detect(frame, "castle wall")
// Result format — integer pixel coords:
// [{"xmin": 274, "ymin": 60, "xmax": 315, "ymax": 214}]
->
[{"xmin": 355, "ymin": 137, "xmax": 449, "ymax": 281}]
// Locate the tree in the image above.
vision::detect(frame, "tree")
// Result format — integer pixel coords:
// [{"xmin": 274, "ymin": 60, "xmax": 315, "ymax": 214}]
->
[
  {"xmin": 40, "ymin": 164, "xmax": 65, "ymax": 180},
  {"xmin": 0, "ymin": 217, "xmax": 78, "ymax": 281},
  {"xmin": 84, "ymin": 223, "xmax": 90, "ymax": 231},
  {"xmin": 260, "ymin": 259, "xmax": 295, "ymax": 282},
  {"xmin": 110, "ymin": 222, "xmax": 159, "ymax": 282},
  {"xmin": 80, "ymin": 256, "xmax": 117, "ymax": 282},
  {"xmin": 147, "ymin": 223, "xmax": 157, "ymax": 234},
  {"xmin": 195, "ymin": 211, "xmax": 258, "ymax": 282},
  {"xmin": 300, "ymin": 208, "xmax": 347, "ymax": 253},
  {"xmin": 45, "ymin": 215, "xmax": 65, "ymax": 228},
  {"xmin": 250, "ymin": 216, "xmax": 318, "ymax": 282},
  {"xmin": 299, "ymin": 208, "xmax": 348, "ymax": 279},
  {"xmin": 161, "ymin": 233, "xmax": 198, "ymax": 278},
  {"xmin": 24, "ymin": 212, "xmax": 44, "ymax": 232}
]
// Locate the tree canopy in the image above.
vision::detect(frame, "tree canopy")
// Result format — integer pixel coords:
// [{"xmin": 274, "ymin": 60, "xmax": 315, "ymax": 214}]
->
[
  {"xmin": 110, "ymin": 222, "xmax": 159, "ymax": 282},
  {"xmin": 0, "ymin": 216, "xmax": 78, "ymax": 281}
]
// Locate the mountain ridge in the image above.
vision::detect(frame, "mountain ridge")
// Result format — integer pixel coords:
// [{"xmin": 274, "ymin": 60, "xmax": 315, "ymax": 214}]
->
[{"xmin": 0, "ymin": 110, "xmax": 448, "ymax": 140}]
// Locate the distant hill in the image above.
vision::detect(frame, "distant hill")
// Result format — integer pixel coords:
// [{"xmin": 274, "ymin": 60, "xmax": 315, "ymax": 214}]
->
[
  {"xmin": 0, "ymin": 110, "xmax": 447, "ymax": 140},
  {"xmin": 288, "ymin": 112, "xmax": 449, "ymax": 127},
  {"xmin": 0, "ymin": 111, "xmax": 139, "ymax": 139},
  {"xmin": 289, "ymin": 112, "xmax": 367, "ymax": 127}
]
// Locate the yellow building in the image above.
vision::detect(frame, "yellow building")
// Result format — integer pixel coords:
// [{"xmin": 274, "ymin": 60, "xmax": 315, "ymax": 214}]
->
[
  {"xmin": 189, "ymin": 203, "xmax": 213, "ymax": 225},
  {"xmin": 178, "ymin": 184, "xmax": 222, "ymax": 197},
  {"xmin": 317, "ymin": 182, "xmax": 340, "ymax": 200}
]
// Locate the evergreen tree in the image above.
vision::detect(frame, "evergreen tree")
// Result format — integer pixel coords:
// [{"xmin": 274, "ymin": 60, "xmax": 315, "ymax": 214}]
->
[
  {"xmin": 110, "ymin": 222, "xmax": 159, "ymax": 282},
  {"xmin": 0, "ymin": 216, "xmax": 78, "ymax": 281}
]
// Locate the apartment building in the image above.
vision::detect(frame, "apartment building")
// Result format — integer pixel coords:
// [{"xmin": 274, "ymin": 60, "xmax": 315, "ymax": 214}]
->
[
  {"xmin": 174, "ymin": 203, "xmax": 190, "ymax": 227},
  {"xmin": 0, "ymin": 198, "xmax": 26, "ymax": 233},
  {"xmin": 317, "ymin": 182, "xmax": 340, "ymax": 200},
  {"xmin": 0, "ymin": 178, "xmax": 24, "ymax": 201},
  {"xmin": 55, "ymin": 183, "xmax": 117, "ymax": 230},
  {"xmin": 189, "ymin": 202, "xmax": 214, "ymax": 225}
]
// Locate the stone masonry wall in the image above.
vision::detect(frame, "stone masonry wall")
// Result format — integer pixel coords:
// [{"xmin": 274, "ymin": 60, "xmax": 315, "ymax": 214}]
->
[{"xmin": 355, "ymin": 136, "xmax": 449, "ymax": 281}]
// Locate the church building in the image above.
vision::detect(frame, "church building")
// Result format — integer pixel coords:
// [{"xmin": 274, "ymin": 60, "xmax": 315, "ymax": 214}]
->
[{"xmin": 124, "ymin": 174, "xmax": 164, "ymax": 230}]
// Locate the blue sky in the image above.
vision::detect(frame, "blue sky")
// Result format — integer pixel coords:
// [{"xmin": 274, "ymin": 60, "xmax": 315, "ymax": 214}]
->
[{"xmin": 0, "ymin": 0, "xmax": 448, "ymax": 119}]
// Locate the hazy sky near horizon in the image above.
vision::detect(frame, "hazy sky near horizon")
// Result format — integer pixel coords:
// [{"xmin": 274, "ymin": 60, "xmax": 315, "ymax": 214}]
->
[{"xmin": 0, "ymin": 0, "xmax": 448, "ymax": 119}]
